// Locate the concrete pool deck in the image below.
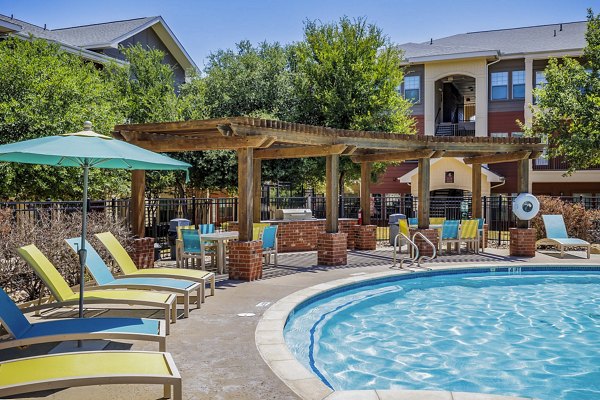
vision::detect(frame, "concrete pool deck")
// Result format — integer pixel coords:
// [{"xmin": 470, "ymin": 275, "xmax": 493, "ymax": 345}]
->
[{"xmin": 4, "ymin": 246, "xmax": 599, "ymax": 400}]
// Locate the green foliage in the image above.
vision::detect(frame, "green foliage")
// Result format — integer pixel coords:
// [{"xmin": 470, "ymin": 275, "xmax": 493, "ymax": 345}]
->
[
  {"xmin": 525, "ymin": 9, "xmax": 600, "ymax": 172},
  {"xmin": 0, "ymin": 37, "xmax": 128, "ymax": 200}
]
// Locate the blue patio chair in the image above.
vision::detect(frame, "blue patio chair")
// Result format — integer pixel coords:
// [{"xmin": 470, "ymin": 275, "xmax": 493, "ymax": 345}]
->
[
  {"xmin": 65, "ymin": 238, "xmax": 203, "ymax": 317},
  {"xmin": 0, "ymin": 286, "xmax": 167, "ymax": 351},
  {"xmin": 408, "ymin": 218, "xmax": 418, "ymax": 227},
  {"xmin": 198, "ymin": 224, "xmax": 217, "ymax": 269},
  {"xmin": 536, "ymin": 215, "xmax": 591, "ymax": 258},
  {"xmin": 439, "ymin": 220, "xmax": 460, "ymax": 255},
  {"xmin": 261, "ymin": 225, "xmax": 278, "ymax": 267}
]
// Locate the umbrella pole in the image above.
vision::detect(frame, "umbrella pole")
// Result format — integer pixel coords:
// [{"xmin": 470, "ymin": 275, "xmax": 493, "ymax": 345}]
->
[{"xmin": 78, "ymin": 161, "xmax": 90, "ymax": 319}]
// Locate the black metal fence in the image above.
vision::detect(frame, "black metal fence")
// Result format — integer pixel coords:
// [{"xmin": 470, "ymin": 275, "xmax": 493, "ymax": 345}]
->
[{"xmin": 2, "ymin": 195, "xmax": 599, "ymax": 249}]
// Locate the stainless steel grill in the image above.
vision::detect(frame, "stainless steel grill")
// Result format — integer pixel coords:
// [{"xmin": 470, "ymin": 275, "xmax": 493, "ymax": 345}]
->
[{"xmin": 274, "ymin": 208, "xmax": 313, "ymax": 220}]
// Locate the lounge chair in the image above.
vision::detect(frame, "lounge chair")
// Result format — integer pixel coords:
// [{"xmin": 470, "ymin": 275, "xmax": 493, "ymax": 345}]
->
[
  {"xmin": 438, "ymin": 220, "xmax": 460, "ymax": 255},
  {"xmin": 458, "ymin": 219, "xmax": 480, "ymax": 254},
  {"xmin": 0, "ymin": 287, "xmax": 167, "ymax": 351},
  {"xmin": 537, "ymin": 214, "xmax": 591, "ymax": 258},
  {"xmin": 95, "ymin": 232, "xmax": 216, "ymax": 297},
  {"xmin": 0, "ymin": 351, "xmax": 181, "ymax": 399},
  {"xmin": 261, "ymin": 225, "xmax": 278, "ymax": 267},
  {"xmin": 17, "ymin": 244, "xmax": 177, "ymax": 335},
  {"xmin": 65, "ymin": 238, "xmax": 202, "ymax": 317}
]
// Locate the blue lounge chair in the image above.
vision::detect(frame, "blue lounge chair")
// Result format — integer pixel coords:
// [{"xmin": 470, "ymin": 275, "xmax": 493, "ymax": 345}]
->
[
  {"xmin": 408, "ymin": 218, "xmax": 418, "ymax": 228},
  {"xmin": 536, "ymin": 215, "xmax": 591, "ymax": 258},
  {"xmin": 65, "ymin": 238, "xmax": 202, "ymax": 318},
  {"xmin": 261, "ymin": 225, "xmax": 278, "ymax": 267},
  {"xmin": 0, "ymin": 287, "xmax": 167, "ymax": 351},
  {"xmin": 439, "ymin": 220, "xmax": 460, "ymax": 255}
]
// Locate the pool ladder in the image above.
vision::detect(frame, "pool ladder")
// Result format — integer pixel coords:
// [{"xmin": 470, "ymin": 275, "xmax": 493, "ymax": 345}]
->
[{"xmin": 392, "ymin": 232, "xmax": 436, "ymax": 270}]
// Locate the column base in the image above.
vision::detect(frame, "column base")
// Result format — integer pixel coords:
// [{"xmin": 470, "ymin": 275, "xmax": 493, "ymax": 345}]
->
[
  {"xmin": 355, "ymin": 225, "xmax": 377, "ymax": 250},
  {"xmin": 228, "ymin": 240, "xmax": 263, "ymax": 281},
  {"xmin": 509, "ymin": 228, "xmax": 536, "ymax": 257},
  {"xmin": 409, "ymin": 228, "xmax": 439, "ymax": 258},
  {"xmin": 317, "ymin": 232, "xmax": 348, "ymax": 266},
  {"xmin": 129, "ymin": 237, "xmax": 155, "ymax": 269}
]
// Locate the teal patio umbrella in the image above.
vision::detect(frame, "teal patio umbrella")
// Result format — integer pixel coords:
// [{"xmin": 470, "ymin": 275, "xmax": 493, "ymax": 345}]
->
[{"xmin": 0, "ymin": 121, "xmax": 191, "ymax": 318}]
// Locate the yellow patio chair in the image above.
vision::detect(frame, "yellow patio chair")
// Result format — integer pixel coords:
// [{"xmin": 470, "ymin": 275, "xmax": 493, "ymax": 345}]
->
[
  {"xmin": 17, "ymin": 244, "xmax": 177, "ymax": 335},
  {"xmin": 458, "ymin": 219, "xmax": 480, "ymax": 254},
  {"xmin": 0, "ymin": 351, "xmax": 181, "ymax": 399},
  {"xmin": 96, "ymin": 232, "xmax": 216, "ymax": 297},
  {"xmin": 430, "ymin": 217, "xmax": 446, "ymax": 225},
  {"xmin": 253, "ymin": 223, "xmax": 271, "ymax": 241}
]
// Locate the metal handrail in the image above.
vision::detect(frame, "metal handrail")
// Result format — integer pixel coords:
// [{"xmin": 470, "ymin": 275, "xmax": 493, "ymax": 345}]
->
[
  {"xmin": 393, "ymin": 233, "xmax": 418, "ymax": 269},
  {"xmin": 411, "ymin": 232, "xmax": 437, "ymax": 268}
]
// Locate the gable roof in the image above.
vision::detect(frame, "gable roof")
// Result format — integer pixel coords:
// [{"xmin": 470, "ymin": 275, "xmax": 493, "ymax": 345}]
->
[
  {"xmin": 0, "ymin": 14, "xmax": 197, "ymax": 73},
  {"xmin": 399, "ymin": 158, "xmax": 504, "ymax": 183},
  {"xmin": 400, "ymin": 21, "xmax": 587, "ymax": 62}
]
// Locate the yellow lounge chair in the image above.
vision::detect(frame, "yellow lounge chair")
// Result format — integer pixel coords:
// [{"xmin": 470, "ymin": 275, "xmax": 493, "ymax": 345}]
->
[
  {"xmin": 458, "ymin": 219, "xmax": 480, "ymax": 254},
  {"xmin": 96, "ymin": 232, "xmax": 216, "ymax": 297},
  {"xmin": 0, "ymin": 351, "xmax": 181, "ymax": 399},
  {"xmin": 17, "ymin": 244, "xmax": 177, "ymax": 335}
]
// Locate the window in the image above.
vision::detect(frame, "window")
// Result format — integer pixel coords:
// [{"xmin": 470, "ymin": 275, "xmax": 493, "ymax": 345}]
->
[
  {"xmin": 511, "ymin": 132, "xmax": 524, "ymax": 138},
  {"xmin": 404, "ymin": 76, "xmax": 420, "ymax": 103},
  {"xmin": 490, "ymin": 132, "xmax": 508, "ymax": 138},
  {"xmin": 535, "ymin": 71, "xmax": 547, "ymax": 88},
  {"xmin": 491, "ymin": 72, "xmax": 508, "ymax": 100},
  {"xmin": 512, "ymin": 71, "xmax": 525, "ymax": 99}
]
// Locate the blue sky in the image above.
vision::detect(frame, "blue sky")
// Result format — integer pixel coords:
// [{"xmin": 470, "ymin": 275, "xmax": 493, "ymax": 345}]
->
[{"xmin": 0, "ymin": 0, "xmax": 592, "ymax": 68}]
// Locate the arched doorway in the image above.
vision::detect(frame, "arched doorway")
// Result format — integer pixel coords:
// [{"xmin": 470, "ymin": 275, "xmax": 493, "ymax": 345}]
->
[{"xmin": 435, "ymin": 74, "xmax": 476, "ymax": 136}]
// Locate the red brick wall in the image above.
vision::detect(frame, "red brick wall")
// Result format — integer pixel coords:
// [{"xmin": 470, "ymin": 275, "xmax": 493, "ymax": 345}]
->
[
  {"xmin": 413, "ymin": 115, "xmax": 424, "ymax": 135},
  {"xmin": 488, "ymin": 111, "xmax": 524, "ymax": 134},
  {"xmin": 509, "ymin": 228, "xmax": 536, "ymax": 257},
  {"xmin": 228, "ymin": 240, "xmax": 263, "ymax": 281},
  {"xmin": 533, "ymin": 182, "xmax": 600, "ymax": 196},
  {"xmin": 355, "ymin": 225, "xmax": 377, "ymax": 250},
  {"xmin": 317, "ymin": 232, "xmax": 348, "ymax": 265},
  {"xmin": 128, "ymin": 237, "xmax": 155, "ymax": 269},
  {"xmin": 409, "ymin": 228, "xmax": 438, "ymax": 258},
  {"xmin": 371, "ymin": 163, "xmax": 415, "ymax": 195}
]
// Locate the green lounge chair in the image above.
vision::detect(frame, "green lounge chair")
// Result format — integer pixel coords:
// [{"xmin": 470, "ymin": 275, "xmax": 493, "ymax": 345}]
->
[
  {"xmin": 65, "ymin": 238, "xmax": 202, "ymax": 317},
  {"xmin": 95, "ymin": 232, "xmax": 216, "ymax": 296},
  {"xmin": 17, "ymin": 244, "xmax": 177, "ymax": 335},
  {"xmin": 0, "ymin": 351, "xmax": 181, "ymax": 399},
  {"xmin": 0, "ymin": 287, "xmax": 167, "ymax": 351},
  {"xmin": 537, "ymin": 214, "xmax": 591, "ymax": 258}
]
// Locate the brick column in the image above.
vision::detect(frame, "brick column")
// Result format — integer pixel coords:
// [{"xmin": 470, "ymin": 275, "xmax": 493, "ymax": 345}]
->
[
  {"xmin": 355, "ymin": 225, "xmax": 377, "ymax": 250},
  {"xmin": 339, "ymin": 220, "xmax": 358, "ymax": 250},
  {"xmin": 317, "ymin": 232, "xmax": 347, "ymax": 266},
  {"xmin": 128, "ymin": 237, "xmax": 155, "ymax": 269},
  {"xmin": 228, "ymin": 240, "xmax": 263, "ymax": 281},
  {"xmin": 409, "ymin": 228, "xmax": 438, "ymax": 258},
  {"xmin": 509, "ymin": 228, "xmax": 536, "ymax": 257}
]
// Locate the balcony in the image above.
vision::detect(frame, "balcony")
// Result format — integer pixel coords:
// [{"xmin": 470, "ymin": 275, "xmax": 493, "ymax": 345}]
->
[
  {"xmin": 533, "ymin": 156, "xmax": 600, "ymax": 171},
  {"xmin": 435, "ymin": 121, "xmax": 475, "ymax": 137}
]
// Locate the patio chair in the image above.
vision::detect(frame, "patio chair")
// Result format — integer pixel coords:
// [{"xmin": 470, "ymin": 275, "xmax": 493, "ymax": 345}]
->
[
  {"xmin": 536, "ymin": 215, "xmax": 591, "ymax": 258},
  {"xmin": 253, "ymin": 223, "xmax": 271, "ymax": 240},
  {"xmin": 95, "ymin": 232, "xmax": 215, "ymax": 297},
  {"xmin": 438, "ymin": 220, "xmax": 460, "ymax": 255},
  {"xmin": 458, "ymin": 219, "xmax": 480, "ymax": 254},
  {"xmin": 430, "ymin": 217, "xmax": 446, "ymax": 226},
  {"xmin": 408, "ymin": 218, "xmax": 418, "ymax": 228},
  {"xmin": 65, "ymin": 238, "xmax": 203, "ymax": 317},
  {"xmin": 17, "ymin": 244, "xmax": 177, "ymax": 334},
  {"xmin": 199, "ymin": 223, "xmax": 217, "ymax": 269},
  {"xmin": 261, "ymin": 225, "xmax": 278, "ymax": 267},
  {"xmin": 0, "ymin": 287, "xmax": 167, "ymax": 351},
  {"xmin": 175, "ymin": 225, "xmax": 196, "ymax": 268},
  {"xmin": 0, "ymin": 351, "xmax": 181, "ymax": 399},
  {"xmin": 180, "ymin": 229, "xmax": 204, "ymax": 270}
]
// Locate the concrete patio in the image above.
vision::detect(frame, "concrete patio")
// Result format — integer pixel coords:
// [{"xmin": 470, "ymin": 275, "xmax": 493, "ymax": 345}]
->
[{"xmin": 3, "ymin": 246, "xmax": 599, "ymax": 400}]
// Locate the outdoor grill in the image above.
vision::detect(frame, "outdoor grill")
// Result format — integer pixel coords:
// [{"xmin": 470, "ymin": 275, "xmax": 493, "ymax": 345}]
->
[{"xmin": 274, "ymin": 208, "xmax": 313, "ymax": 220}]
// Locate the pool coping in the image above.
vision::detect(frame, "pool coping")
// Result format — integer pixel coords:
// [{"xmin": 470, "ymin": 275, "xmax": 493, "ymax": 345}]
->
[{"xmin": 255, "ymin": 261, "xmax": 600, "ymax": 400}]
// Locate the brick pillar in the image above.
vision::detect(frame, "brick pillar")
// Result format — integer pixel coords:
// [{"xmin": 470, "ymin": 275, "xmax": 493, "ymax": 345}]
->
[
  {"xmin": 338, "ymin": 220, "xmax": 358, "ymax": 250},
  {"xmin": 355, "ymin": 225, "xmax": 377, "ymax": 250},
  {"xmin": 409, "ymin": 228, "xmax": 438, "ymax": 258},
  {"xmin": 509, "ymin": 228, "xmax": 536, "ymax": 257},
  {"xmin": 228, "ymin": 240, "xmax": 263, "ymax": 281},
  {"xmin": 128, "ymin": 237, "xmax": 155, "ymax": 269},
  {"xmin": 317, "ymin": 232, "xmax": 347, "ymax": 266},
  {"xmin": 482, "ymin": 224, "xmax": 489, "ymax": 249}
]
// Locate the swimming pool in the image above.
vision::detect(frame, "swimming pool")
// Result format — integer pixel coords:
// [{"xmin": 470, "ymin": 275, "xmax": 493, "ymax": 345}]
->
[{"xmin": 284, "ymin": 267, "xmax": 600, "ymax": 400}]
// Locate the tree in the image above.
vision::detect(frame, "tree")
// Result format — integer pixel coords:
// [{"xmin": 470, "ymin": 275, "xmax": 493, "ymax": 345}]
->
[
  {"xmin": 525, "ymin": 9, "xmax": 600, "ymax": 172},
  {"xmin": 291, "ymin": 17, "xmax": 416, "ymax": 189},
  {"xmin": 0, "ymin": 37, "xmax": 128, "ymax": 200}
]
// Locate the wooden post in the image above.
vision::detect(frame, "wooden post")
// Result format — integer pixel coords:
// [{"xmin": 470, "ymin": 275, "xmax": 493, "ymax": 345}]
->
[
  {"xmin": 131, "ymin": 170, "xmax": 146, "ymax": 238},
  {"xmin": 237, "ymin": 148, "xmax": 254, "ymax": 241},
  {"xmin": 517, "ymin": 158, "xmax": 530, "ymax": 228},
  {"xmin": 360, "ymin": 162, "xmax": 372, "ymax": 225},
  {"xmin": 325, "ymin": 154, "xmax": 339, "ymax": 233},
  {"xmin": 472, "ymin": 163, "xmax": 482, "ymax": 218},
  {"xmin": 253, "ymin": 158, "xmax": 262, "ymax": 223},
  {"xmin": 417, "ymin": 158, "xmax": 430, "ymax": 229}
]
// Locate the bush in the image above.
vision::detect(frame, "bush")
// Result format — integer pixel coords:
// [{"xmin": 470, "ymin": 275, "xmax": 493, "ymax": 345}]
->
[
  {"xmin": 531, "ymin": 196, "xmax": 600, "ymax": 243},
  {"xmin": 0, "ymin": 208, "xmax": 132, "ymax": 302}
]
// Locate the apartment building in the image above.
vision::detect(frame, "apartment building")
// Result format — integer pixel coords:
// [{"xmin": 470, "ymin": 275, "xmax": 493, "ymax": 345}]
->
[{"xmin": 373, "ymin": 21, "xmax": 599, "ymax": 199}]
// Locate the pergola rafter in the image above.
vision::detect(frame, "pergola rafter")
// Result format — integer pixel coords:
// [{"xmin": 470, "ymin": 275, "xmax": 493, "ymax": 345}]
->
[{"xmin": 113, "ymin": 117, "xmax": 545, "ymax": 240}]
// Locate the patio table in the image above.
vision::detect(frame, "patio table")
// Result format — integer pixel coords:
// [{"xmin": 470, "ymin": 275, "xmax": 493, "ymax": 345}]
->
[{"xmin": 200, "ymin": 231, "xmax": 239, "ymax": 274}]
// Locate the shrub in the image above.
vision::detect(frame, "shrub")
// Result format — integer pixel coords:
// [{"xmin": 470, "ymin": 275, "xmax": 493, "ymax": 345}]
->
[
  {"xmin": 531, "ymin": 196, "xmax": 600, "ymax": 243},
  {"xmin": 0, "ymin": 208, "xmax": 132, "ymax": 302}
]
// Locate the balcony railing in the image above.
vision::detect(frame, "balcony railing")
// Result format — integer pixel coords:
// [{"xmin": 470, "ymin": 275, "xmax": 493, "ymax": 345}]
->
[
  {"xmin": 435, "ymin": 121, "xmax": 475, "ymax": 137},
  {"xmin": 533, "ymin": 156, "xmax": 600, "ymax": 171}
]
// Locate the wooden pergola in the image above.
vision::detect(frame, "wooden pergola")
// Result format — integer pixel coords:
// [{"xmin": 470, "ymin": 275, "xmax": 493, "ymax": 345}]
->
[{"xmin": 112, "ymin": 117, "xmax": 545, "ymax": 241}]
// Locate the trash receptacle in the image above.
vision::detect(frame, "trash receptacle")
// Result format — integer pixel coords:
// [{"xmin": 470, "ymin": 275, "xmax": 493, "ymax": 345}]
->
[
  {"xmin": 388, "ymin": 213, "xmax": 406, "ymax": 246},
  {"xmin": 168, "ymin": 218, "xmax": 190, "ymax": 260}
]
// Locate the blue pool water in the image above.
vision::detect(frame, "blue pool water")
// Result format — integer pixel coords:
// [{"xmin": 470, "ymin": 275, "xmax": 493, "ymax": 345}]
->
[{"xmin": 284, "ymin": 268, "xmax": 600, "ymax": 400}]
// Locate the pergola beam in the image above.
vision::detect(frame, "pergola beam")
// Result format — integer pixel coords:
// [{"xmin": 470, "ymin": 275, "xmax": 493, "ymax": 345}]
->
[
  {"xmin": 463, "ymin": 151, "xmax": 532, "ymax": 165},
  {"xmin": 123, "ymin": 136, "xmax": 273, "ymax": 152},
  {"xmin": 254, "ymin": 144, "xmax": 348, "ymax": 160},
  {"xmin": 351, "ymin": 149, "xmax": 435, "ymax": 163}
]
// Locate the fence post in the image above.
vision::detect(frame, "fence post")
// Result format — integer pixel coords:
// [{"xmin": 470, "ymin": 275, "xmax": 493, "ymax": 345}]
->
[
  {"xmin": 191, "ymin": 195, "xmax": 197, "ymax": 225},
  {"xmin": 111, "ymin": 197, "xmax": 116, "ymax": 223},
  {"xmin": 497, "ymin": 195, "xmax": 502, "ymax": 246}
]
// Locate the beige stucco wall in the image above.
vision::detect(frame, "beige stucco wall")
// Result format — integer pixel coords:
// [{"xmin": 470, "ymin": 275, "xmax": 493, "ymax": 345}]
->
[
  {"xmin": 408, "ymin": 158, "xmax": 493, "ymax": 196},
  {"xmin": 424, "ymin": 58, "xmax": 488, "ymax": 137}
]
